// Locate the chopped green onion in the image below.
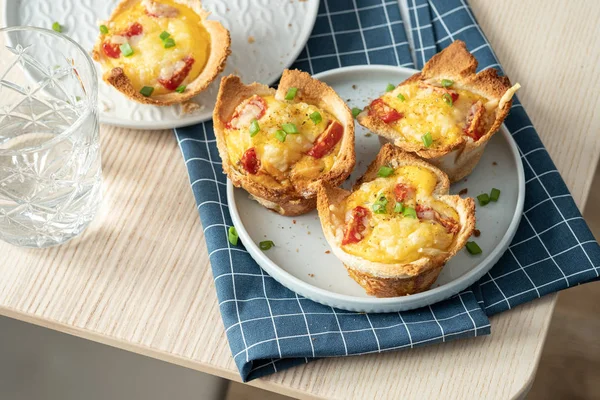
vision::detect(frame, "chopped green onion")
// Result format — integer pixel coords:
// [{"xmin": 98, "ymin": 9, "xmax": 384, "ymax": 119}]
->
[
  {"xmin": 228, "ymin": 226, "xmax": 239, "ymax": 246},
  {"xmin": 249, "ymin": 119, "xmax": 260, "ymax": 137},
  {"xmin": 309, "ymin": 111, "xmax": 322, "ymax": 124},
  {"xmin": 140, "ymin": 86, "xmax": 154, "ymax": 97},
  {"xmin": 275, "ymin": 129, "xmax": 286, "ymax": 142},
  {"xmin": 120, "ymin": 43, "xmax": 134, "ymax": 57},
  {"xmin": 52, "ymin": 22, "xmax": 62, "ymax": 33},
  {"xmin": 422, "ymin": 132, "xmax": 433, "ymax": 148},
  {"xmin": 490, "ymin": 188, "xmax": 501, "ymax": 202},
  {"xmin": 159, "ymin": 31, "xmax": 171, "ymax": 40},
  {"xmin": 477, "ymin": 193, "xmax": 490, "ymax": 206},
  {"xmin": 175, "ymin": 85, "xmax": 186, "ymax": 93},
  {"xmin": 441, "ymin": 79, "xmax": 454, "ymax": 88},
  {"xmin": 351, "ymin": 107, "xmax": 362, "ymax": 118},
  {"xmin": 163, "ymin": 38, "xmax": 176, "ymax": 48},
  {"xmin": 281, "ymin": 123, "xmax": 298, "ymax": 134},
  {"xmin": 397, "ymin": 93, "xmax": 406, "ymax": 101},
  {"xmin": 443, "ymin": 92, "xmax": 453, "ymax": 106},
  {"xmin": 403, "ymin": 207, "xmax": 417, "ymax": 218},
  {"xmin": 377, "ymin": 166, "xmax": 394, "ymax": 177},
  {"xmin": 99, "ymin": 25, "xmax": 109, "ymax": 34},
  {"xmin": 466, "ymin": 241, "xmax": 482, "ymax": 255},
  {"xmin": 285, "ymin": 87, "xmax": 298, "ymax": 100},
  {"xmin": 259, "ymin": 240, "xmax": 274, "ymax": 250},
  {"xmin": 394, "ymin": 202, "xmax": 404, "ymax": 213},
  {"xmin": 385, "ymin": 83, "xmax": 395, "ymax": 92},
  {"xmin": 75, "ymin": 96, "xmax": 81, "ymax": 102},
  {"xmin": 372, "ymin": 195, "xmax": 388, "ymax": 214}
]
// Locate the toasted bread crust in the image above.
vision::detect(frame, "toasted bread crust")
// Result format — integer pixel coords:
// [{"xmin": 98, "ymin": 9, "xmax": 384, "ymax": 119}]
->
[
  {"xmin": 213, "ymin": 69, "xmax": 355, "ymax": 216},
  {"xmin": 317, "ymin": 144, "xmax": 476, "ymax": 297},
  {"xmin": 358, "ymin": 40, "xmax": 516, "ymax": 182},
  {"xmin": 92, "ymin": 0, "xmax": 231, "ymax": 106}
]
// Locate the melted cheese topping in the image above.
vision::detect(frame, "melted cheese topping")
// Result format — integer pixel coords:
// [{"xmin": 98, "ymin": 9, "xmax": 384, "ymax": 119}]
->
[
  {"xmin": 100, "ymin": 0, "xmax": 210, "ymax": 94},
  {"xmin": 382, "ymin": 83, "xmax": 491, "ymax": 148},
  {"xmin": 225, "ymin": 96, "xmax": 341, "ymax": 188},
  {"xmin": 338, "ymin": 166, "xmax": 458, "ymax": 264}
]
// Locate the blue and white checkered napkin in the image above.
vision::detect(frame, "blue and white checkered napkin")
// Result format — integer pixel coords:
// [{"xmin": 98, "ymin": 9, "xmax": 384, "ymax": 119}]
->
[{"xmin": 175, "ymin": 0, "xmax": 600, "ymax": 381}]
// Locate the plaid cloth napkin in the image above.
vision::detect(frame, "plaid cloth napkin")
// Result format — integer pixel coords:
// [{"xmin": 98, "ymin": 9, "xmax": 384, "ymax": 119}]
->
[{"xmin": 175, "ymin": 0, "xmax": 600, "ymax": 381}]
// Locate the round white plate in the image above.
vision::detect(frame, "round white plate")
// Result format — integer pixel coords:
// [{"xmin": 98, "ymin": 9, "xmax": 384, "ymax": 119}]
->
[
  {"xmin": 3, "ymin": 0, "xmax": 319, "ymax": 129},
  {"xmin": 228, "ymin": 65, "xmax": 525, "ymax": 313}
]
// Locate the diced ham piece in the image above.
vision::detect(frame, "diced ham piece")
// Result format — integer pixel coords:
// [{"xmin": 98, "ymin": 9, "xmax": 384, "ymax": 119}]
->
[
  {"xmin": 415, "ymin": 204, "xmax": 459, "ymax": 234},
  {"xmin": 240, "ymin": 148, "xmax": 260, "ymax": 175},
  {"xmin": 368, "ymin": 98, "xmax": 403, "ymax": 123},
  {"xmin": 306, "ymin": 121, "xmax": 343, "ymax": 158},
  {"xmin": 394, "ymin": 183, "xmax": 415, "ymax": 202},
  {"xmin": 463, "ymin": 100, "xmax": 485, "ymax": 141},
  {"xmin": 342, "ymin": 206, "xmax": 370, "ymax": 245},
  {"xmin": 418, "ymin": 82, "xmax": 459, "ymax": 102},
  {"xmin": 226, "ymin": 95, "xmax": 268, "ymax": 129},
  {"xmin": 158, "ymin": 56, "xmax": 195, "ymax": 91},
  {"xmin": 123, "ymin": 22, "xmax": 143, "ymax": 37},
  {"xmin": 142, "ymin": 0, "xmax": 179, "ymax": 17},
  {"xmin": 101, "ymin": 23, "xmax": 143, "ymax": 59}
]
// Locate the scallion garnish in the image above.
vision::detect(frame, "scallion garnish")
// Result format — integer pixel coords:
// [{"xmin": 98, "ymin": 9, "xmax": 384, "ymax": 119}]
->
[
  {"xmin": 477, "ymin": 193, "xmax": 490, "ymax": 206},
  {"xmin": 163, "ymin": 38, "xmax": 176, "ymax": 48},
  {"xmin": 490, "ymin": 188, "xmax": 501, "ymax": 202},
  {"xmin": 285, "ymin": 87, "xmax": 298, "ymax": 100},
  {"xmin": 441, "ymin": 79, "xmax": 454, "ymax": 88},
  {"xmin": 249, "ymin": 119, "xmax": 260, "ymax": 137},
  {"xmin": 422, "ymin": 132, "xmax": 433, "ymax": 148},
  {"xmin": 372, "ymin": 195, "xmax": 388, "ymax": 214},
  {"xmin": 443, "ymin": 92, "xmax": 453, "ymax": 106},
  {"xmin": 175, "ymin": 85, "xmax": 186, "ymax": 93},
  {"xmin": 52, "ymin": 22, "xmax": 62, "ymax": 33},
  {"xmin": 397, "ymin": 93, "xmax": 406, "ymax": 101},
  {"xmin": 281, "ymin": 123, "xmax": 298, "ymax": 134},
  {"xmin": 120, "ymin": 43, "xmax": 134, "ymax": 57},
  {"xmin": 394, "ymin": 202, "xmax": 404, "ymax": 213},
  {"xmin": 403, "ymin": 207, "xmax": 417, "ymax": 218},
  {"xmin": 309, "ymin": 111, "xmax": 322, "ymax": 124},
  {"xmin": 352, "ymin": 107, "xmax": 362, "ymax": 118},
  {"xmin": 275, "ymin": 129, "xmax": 286, "ymax": 142},
  {"xmin": 259, "ymin": 240, "xmax": 274, "ymax": 250},
  {"xmin": 140, "ymin": 86, "xmax": 154, "ymax": 97},
  {"xmin": 228, "ymin": 226, "xmax": 239, "ymax": 246},
  {"xmin": 377, "ymin": 166, "xmax": 394, "ymax": 177},
  {"xmin": 466, "ymin": 241, "xmax": 482, "ymax": 255},
  {"xmin": 99, "ymin": 25, "xmax": 108, "ymax": 34},
  {"xmin": 159, "ymin": 31, "xmax": 171, "ymax": 40},
  {"xmin": 385, "ymin": 83, "xmax": 395, "ymax": 92}
]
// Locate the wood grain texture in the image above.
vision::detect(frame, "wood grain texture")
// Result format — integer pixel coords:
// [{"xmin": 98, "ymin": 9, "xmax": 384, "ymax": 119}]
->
[
  {"xmin": 469, "ymin": 0, "xmax": 600, "ymax": 210},
  {"xmin": 1, "ymin": 0, "xmax": 598, "ymax": 399}
]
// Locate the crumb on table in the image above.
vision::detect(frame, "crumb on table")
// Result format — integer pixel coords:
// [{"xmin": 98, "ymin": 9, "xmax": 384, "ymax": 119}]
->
[
  {"xmin": 292, "ymin": 220, "xmax": 296, "ymax": 224},
  {"xmin": 458, "ymin": 188, "xmax": 468, "ymax": 196},
  {"xmin": 247, "ymin": 36, "xmax": 255, "ymax": 44},
  {"xmin": 492, "ymin": 161, "xmax": 498, "ymax": 166},
  {"xmin": 325, "ymin": 250, "xmax": 331, "ymax": 254},
  {"xmin": 352, "ymin": 84, "xmax": 357, "ymax": 89},
  {"xmin": 473, "ymin": 229, "xmax": 481, "ymax": 237},
  {"xmin": 308, "ymin": 273, "xmax": 315, "ymax": 278}
]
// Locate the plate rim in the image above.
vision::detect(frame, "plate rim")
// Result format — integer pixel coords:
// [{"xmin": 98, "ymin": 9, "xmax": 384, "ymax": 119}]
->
[
  {"xmin": 2, "ymin": 0, "xmax": 320, "ymax": 130},
  {"xmin": 227, "ymin": 64, "xmax": 525, "ymax": 312}
]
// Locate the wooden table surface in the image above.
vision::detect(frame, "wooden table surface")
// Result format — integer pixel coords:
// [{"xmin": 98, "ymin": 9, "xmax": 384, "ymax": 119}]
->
[{"xmin": 1, "ymin": 1, "xmax": 599, "ymax": 399}]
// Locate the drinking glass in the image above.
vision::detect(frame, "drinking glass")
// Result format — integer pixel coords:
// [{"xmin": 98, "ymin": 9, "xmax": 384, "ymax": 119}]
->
[{"xmin": 0, "ymin": 27, "xmax": 102, "ymax": 247}]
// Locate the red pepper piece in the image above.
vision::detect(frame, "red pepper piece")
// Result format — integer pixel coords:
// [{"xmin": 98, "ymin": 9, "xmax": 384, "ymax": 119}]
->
[
  {"xmin": 240, "ymin": 148, "xmax": 260, "ymax": 175},
  {"xmin": 158, "ymin": 56, "xmax": 195, "ymax": 91},
  {"xmin": 342, "ymin": 206, "xmax": 370, "ymax": 245},
  {"xmin": 306, "ymin": 120, "xmax": 344, "ymax": 158},
  {"xmin": 368, "ymin": 98, "xmax": 403, "ymax": 123}
]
